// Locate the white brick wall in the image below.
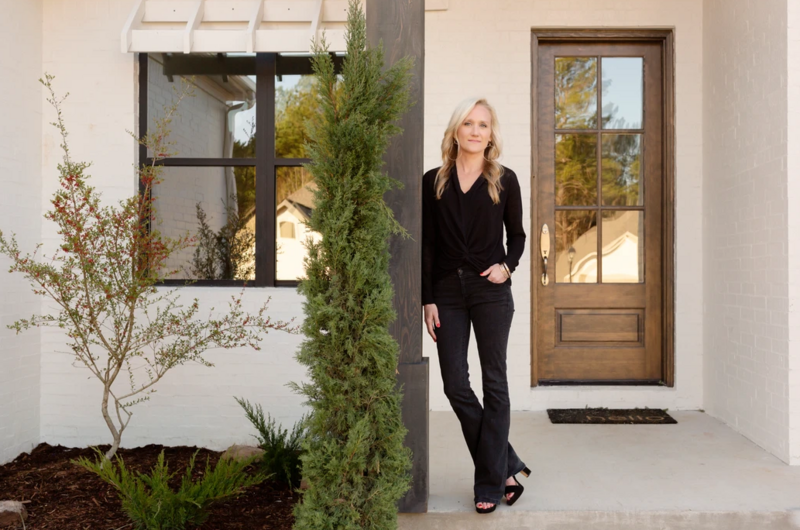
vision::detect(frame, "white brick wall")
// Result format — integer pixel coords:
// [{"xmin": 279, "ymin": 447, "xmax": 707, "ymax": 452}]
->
[
  {"xmin": 39, "ymin": 0, "xmax": 141, "ymax": 451},
  {"xmin": 0, "ymin": 0, "xmax": 43, "ymax": 464},
  {"xmin": 39, "ymin": 286, "xmax": 308, "ymax": 451},
  {"xmin": 424, "ymin": 0, "xmax": 705, "ymax": 413},
  {"xmin": 703, "ymin": 0, "xmax": 793, "ymax": 462},
  {"xmin": 787, "ymin": 0, "xmax": 800, "ymax": 465},
  {"xmin": 36, "ymin": 0, "xmax": 311, "ymax": 452}
]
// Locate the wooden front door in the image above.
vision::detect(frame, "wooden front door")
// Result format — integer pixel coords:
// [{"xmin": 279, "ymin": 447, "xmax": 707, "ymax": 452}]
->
[{"xmin": 532, "ymin": 33, "xmax": 674, "ymax": 384}]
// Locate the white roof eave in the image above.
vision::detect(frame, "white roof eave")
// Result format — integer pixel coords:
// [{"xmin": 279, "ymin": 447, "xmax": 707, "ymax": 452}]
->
[{"xmin": 121, "ymin": 0, "xmax": 355, "ymax": 54}]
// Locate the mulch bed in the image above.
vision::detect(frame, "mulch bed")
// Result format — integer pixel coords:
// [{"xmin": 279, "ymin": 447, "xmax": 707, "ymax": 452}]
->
[{"xmin": 0, "ymin": 443, "xmax": 298, "ymax": 529}]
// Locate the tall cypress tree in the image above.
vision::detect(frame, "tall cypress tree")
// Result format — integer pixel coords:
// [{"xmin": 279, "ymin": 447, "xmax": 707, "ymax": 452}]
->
[{"xmin": 291, "ymin": 2, "xmax": 413, "ymax": 528}]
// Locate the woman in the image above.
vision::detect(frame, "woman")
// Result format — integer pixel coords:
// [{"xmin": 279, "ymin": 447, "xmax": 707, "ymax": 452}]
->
[{"xmin": 421, "ymin": 97, "xmax": 529, "ymax": 514}]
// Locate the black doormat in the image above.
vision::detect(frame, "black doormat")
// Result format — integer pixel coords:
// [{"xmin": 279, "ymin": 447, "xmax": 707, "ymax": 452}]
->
[{"xmin": 546, "ymin": 408, "xmax": 677, "ymax": 424}]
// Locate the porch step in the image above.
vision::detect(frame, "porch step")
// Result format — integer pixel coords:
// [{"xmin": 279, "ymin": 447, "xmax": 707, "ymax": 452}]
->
[
  {"xmin": 399, "ymin": 411, "xmax": 800, "ymax": 529},
  {"xmin": 399, "ymin": 510, "xmax": 799, "ymax": 530}
]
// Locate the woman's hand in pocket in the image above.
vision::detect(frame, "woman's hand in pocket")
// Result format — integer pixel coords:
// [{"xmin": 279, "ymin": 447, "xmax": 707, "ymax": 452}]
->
[
  {"xmin": 481, "ymin": 263, "xmax": 509, "ymax": 283},
  {"xmin": 424, "ymin": 303, "xmax": 440, "ymax": 342}
]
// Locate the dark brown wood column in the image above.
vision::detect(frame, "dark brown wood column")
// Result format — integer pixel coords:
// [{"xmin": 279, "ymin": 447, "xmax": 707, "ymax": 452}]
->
[{"xmin": 366, "ymin": 0, "xmax": 428, "ymax": 514}]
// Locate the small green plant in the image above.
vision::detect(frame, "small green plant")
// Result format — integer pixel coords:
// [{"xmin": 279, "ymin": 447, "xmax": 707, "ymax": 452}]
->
[
  {"xmin": 75, "ymin": 448, "xmax": 266, "ymax": 530},
  {"xmin": 235, "ymin": 396, "xmax": 307, "ymax": 488}
]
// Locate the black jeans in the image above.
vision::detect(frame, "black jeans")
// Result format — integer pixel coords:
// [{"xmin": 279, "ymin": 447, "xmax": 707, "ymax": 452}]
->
[{"xmin": 433, "ymin": 265, "xmax": 526, "ymax": 504}]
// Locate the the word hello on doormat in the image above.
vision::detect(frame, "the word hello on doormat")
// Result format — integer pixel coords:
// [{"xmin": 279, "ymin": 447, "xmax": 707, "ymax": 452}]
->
[{"xmin": 546, "ymin": 408, "xmax": 677, "ymax": 424}]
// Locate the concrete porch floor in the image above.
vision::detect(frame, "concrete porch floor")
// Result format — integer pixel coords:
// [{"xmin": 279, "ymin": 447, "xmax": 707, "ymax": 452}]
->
[{"xmin": 399, "ymin": 411, "xmax": 800, "ymax": 529}]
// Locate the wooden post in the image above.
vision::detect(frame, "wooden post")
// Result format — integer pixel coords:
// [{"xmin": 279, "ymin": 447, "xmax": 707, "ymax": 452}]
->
[{"xmin": 366, "ymin": 0, "xmax": 428, "ymax": 514}]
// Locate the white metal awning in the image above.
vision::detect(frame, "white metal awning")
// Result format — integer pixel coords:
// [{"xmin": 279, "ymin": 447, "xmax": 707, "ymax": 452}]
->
[{"xmin": 121, "ymin": 0, "xmax": 355, "ymax": 54}]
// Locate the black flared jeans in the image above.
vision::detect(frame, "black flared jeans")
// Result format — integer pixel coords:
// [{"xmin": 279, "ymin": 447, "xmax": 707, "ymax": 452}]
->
[{"xmin": 433, "ymin": 265, "xmax": 526, "ymax": 504}]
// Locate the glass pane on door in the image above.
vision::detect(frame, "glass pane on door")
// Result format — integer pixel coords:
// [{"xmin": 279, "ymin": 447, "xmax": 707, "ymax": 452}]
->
[
  {"xmin": 555, "ymin": 210, "xmax": 598, "ymax": 283},
  {"xmin": 601, "ymin": 210, "xmax": 644, "ymax": 283},
  {"xmin": 601, "ymin": 134, "xmax": 642, "ymax": 206},
  {"xmin": 556, "ymin": 134, "xmax": 597, "ymax": 206},
  {"xmin": 555, "ymin": 57, "xmax": 597, "ymax": 129},
  {"xmin": 601, "ymin": 57, "xmax": 643, "ymax": 129}
]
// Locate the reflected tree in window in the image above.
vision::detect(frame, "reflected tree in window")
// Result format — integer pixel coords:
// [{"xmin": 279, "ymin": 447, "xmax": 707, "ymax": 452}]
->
[
  {"xmin": 189, "ymin": 196, "xmax": 256, "ymax": 281},
  {"xmin": 555, "ymin": 57, "xmax": 597, "ymax": 129},
  {"xmin": 276, "ymin": 76, "xmax": 319, "ymax": 203},
  {"xmin": 556, "ymin": 134, "xmax": 597, "ymax": 206},
  {"xmin": 276, "ymin": 76, "xmax": 317, "ymax": 158},
  {"xmin": 234, "ymin": 120, "xmax": 256, "ymax": 224},
  {"xmin": 602, "ymin": 134, "xmax": 641, "ymax": 206}
]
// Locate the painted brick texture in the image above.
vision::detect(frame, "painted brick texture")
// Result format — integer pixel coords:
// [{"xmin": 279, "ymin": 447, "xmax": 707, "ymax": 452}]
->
[
  {"xmin": 424, "ymin": 0, "xmax": 704, "ymax": 413},
  {"xmin": 703, "ymin": 0, "xmax": 792, "ymax": 462},
  {"xmin": 0, "ymin": 0, "xmax": 43, "ymax": 464},
  {"xmin": 787, "ymin": 0, "xmax": 800, "ymax": 465}
]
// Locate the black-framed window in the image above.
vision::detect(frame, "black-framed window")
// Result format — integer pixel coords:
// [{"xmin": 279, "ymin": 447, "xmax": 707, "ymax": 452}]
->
[{"xmin": 138, "ymin": 52, "xmax": 340, "ymax": 287}]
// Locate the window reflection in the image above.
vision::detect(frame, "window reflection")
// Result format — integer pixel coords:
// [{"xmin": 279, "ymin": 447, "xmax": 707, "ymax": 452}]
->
[
  {"xmin": 274, "ymin": 72, "xmax": 321, "ymax": 281},
  {"xmin": 280, "ymin": 222, "xmax": 295, "ymax": 239},
  {"xmin": 276, "ymin": 166, "xmax": 319, "ymax": 281},
  {"xmin": 147, "ymin": 53, "xmax": 256, "ymax": 159},
  {"xmin": 555, "ymin": 210, "xmax": 598, "ymax": 283},
  {"xmin": 152, "ymin": 166, "xmax": 255, "ymax": 281},
  {"xmin": 556, "ymin": 134, "xmax": 598, "ymax": 206},
  {"xmin": 601, "ymin": 211, "xmax": 644, "ymax": 283},
  {"xmin": 601, "ymin": 134, "xmax": 642, "ymax": 206},
  {"xmin": 601, "ymin": 57, "xmax": 643, "ymax": 129},
  {"xmin": 140, "ymin": 52, "xmax": 338, "ymax": 286},
  {"xmin": 555, "ymin": 57, "xmax": 597, "ymax": 129},
  {"xmin": 276, "ymin": 75, "xmax": 318, "ymax": 158}
]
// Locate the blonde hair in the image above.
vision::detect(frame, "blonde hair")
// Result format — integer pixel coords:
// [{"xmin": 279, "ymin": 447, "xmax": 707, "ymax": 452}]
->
[{"xmin": 435, "ymin": 97, "xmax": 504, "ymax": 204}]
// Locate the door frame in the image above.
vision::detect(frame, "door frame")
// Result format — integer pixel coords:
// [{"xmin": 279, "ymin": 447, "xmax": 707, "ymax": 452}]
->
[{"xmin": 530, "ymin": 28, "xmax": 675, "ymax": 387}]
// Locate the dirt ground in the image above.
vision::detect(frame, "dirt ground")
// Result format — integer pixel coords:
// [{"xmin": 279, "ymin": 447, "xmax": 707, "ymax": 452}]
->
[{"xmin": 0, "ymin": 443, "xmax": 297, "ymax": 529}]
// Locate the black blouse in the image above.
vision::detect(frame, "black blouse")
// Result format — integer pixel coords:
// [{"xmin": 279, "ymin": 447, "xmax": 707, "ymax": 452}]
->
[{"xmin": 421, "ymin": 165, "xmax": 526, "ymax": 305}]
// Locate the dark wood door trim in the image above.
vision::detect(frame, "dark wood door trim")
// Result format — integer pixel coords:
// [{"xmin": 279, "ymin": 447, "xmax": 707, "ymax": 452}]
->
[{"xmin": 529, "ymin": 29, "xmax": 675, "ymax": 387}]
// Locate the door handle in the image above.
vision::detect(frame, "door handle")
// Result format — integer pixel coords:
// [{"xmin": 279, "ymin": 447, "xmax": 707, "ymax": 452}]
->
[{"xmin": 540, "ymin": 224, "xmax": 550, "ymax": 286}]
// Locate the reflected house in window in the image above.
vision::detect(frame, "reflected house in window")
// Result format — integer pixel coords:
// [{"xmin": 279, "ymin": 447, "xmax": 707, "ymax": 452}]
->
[
  {"xmin": 555, "ymin": 210, "xmax": 643, "ymax": 283},
  {"xmin": 250, "ymin": 180, "xmax": 321, "ymax": 281}
]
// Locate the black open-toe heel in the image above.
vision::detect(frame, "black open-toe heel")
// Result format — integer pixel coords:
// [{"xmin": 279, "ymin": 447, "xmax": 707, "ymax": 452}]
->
[
  {"xmin": 504, "ymin": 466, "xmax": 531, "ymax": 506},
  {"xmin": 475, "ymin": 501, "xmax": 497, "ymax": 514}
]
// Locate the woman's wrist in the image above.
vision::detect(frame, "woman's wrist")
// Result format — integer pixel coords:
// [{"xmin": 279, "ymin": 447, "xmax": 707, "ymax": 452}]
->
[{"xmin": 500, "ymin": 262, "xmax": 511, "ymax": 278}]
